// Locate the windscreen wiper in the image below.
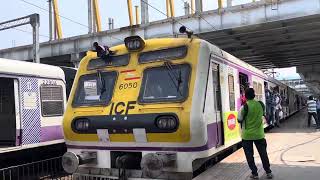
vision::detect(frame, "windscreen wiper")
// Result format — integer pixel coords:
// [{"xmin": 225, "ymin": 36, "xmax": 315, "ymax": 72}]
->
[
  {"xmin": 97, "ymin": 70, "xmax": 106, "ymax": 94},
  {"xmin": 164, "ymin": 61, "xmax": 183, "ymax": 96}
]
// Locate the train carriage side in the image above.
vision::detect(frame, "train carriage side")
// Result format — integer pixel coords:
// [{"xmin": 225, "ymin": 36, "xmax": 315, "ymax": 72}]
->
[
  {"xmin": 192, "ymin": 40, "xmax": 306, "ymax": 171},
  {"xmin": 189, "ymin": 41, "xmax": 274, "ymax": 171},
  {"xmin": 61, "ymin": 37, "xmax": 304, "ymax": 179},
  {"xmin": 0, "ymin": 59, "xmax": 70, "ymax": 167}
]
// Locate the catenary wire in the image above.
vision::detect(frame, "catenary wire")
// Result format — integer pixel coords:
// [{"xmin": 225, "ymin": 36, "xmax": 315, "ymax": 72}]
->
[{"xmin": 19, "ymin": 0, "xmax": 122, "ymax": 41}]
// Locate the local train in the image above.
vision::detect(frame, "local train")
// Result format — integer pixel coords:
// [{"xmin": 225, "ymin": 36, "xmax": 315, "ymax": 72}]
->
[
  {"xmin": 0, "ymin": 59, "xmax": 76, "ymax": 167},
  {"xmin": 61, "ymin": 33, "xmax": 304, "ymax": 179}
]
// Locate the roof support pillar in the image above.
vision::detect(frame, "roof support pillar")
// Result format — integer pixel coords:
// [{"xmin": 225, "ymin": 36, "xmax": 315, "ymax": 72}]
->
[
  {"xmin": 227, "ymin": 0, "xmax": 232, "ymax": 7},
  {"xmin": 195, "ymin": 0, "xmax": 203, "ymax": 13},
  {"xmin": 140, "ymin": 0, "xmax": 149, "ymax": 24},
  {"xmin": 31, "ymin": 14, "xmax": 40, "ymax": 63}
]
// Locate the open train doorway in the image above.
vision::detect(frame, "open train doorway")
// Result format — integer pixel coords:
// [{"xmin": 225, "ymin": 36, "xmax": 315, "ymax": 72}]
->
[
  {"xmin": 0, "ymin": 78, "xmax": 16, "ymax": 146},
  {"xmin": 239, "ymin": 72, "xmax": 249, "ymax": 106}
]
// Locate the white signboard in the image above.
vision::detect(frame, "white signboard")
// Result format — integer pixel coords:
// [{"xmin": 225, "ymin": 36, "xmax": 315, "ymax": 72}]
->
[
  {"xmin": 23, "ymin": 92, "xmax": 37, "ymax": 109},
  {"xmin": 84, "ymin": 80, "xmax": 100, "ymax": 100}
]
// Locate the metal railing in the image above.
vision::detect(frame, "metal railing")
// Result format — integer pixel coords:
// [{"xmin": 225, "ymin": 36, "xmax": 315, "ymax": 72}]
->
[
  {"xmin": 0, "ymin": 156, "xmax": 72, "ymax": 180},
  {"xmin": 73, "ymin": 173, "xmax": 118, "ymax": 180}
]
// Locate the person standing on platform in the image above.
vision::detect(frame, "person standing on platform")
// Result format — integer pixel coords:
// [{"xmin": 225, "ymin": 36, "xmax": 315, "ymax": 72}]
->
[
  {"xmin": 238, "ymin": 88, "xmax": 273, "ymax": 179},
  {"xmin": 307, "ymin": 96, "xmax": 320, "ymax": 129},
  {"xmin": 264, "ymin": 84, "xmax": 273, "ymax": 126},
  {"xmin": 317, "ymin": 98, "xmax": 320, "ymax": 125},
  {"xmin": 272, "ymin": 87, "xmax": 282, "ymax": 127}
]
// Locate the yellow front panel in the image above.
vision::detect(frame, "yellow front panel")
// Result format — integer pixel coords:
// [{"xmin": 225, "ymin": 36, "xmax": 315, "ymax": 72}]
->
[{"xmin": 63, "ymin": 38, "xmax": 201, "ymax": 143}]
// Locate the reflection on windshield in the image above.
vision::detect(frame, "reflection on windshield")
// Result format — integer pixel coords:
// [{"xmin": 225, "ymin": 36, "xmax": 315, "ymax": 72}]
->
[
  {"xmin": 73, "ymin": 71, "xmax": 117, "ymax": 107},
  {"xmin": 139, "ymin": 64, "xmax": 191, "ymax": 103}
]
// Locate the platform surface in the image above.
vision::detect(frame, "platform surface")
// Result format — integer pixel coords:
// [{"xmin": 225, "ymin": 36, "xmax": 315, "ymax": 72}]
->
[{"xmin": 194, "ymin": 109, "xmax": 320, "ymax": 180}]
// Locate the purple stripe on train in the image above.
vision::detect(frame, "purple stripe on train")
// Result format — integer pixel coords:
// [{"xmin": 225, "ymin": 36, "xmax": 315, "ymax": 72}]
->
[
  {"xmin": 15, "ymin": 125, "xmax": 63, "ymax": 145},
  {"xmin": 67, "ymin": 123, "xmax": 223, "ymax": 152},
  {"xmin": 41, "ymin": 125, "xmax": 64, "ymax": 142}
]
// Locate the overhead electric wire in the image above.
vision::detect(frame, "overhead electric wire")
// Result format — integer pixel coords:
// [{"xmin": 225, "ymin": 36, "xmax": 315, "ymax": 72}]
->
[
  {"xmin": 19, "ymin": 0, "xmax": 122, "ymax": 41},
  {"xmin": 178, "ymin": 0, "xmax": 218, "ymax": 31},
  {"xmin": 13, "ymin": 27, "xmax": 49, "ymax": 38},
  {"xmin": 19, "ymin": 0, "xmax": 219, "ymax": 42},
  {"xmin": 140, "ymin": 0, "xmax": 196, "ymax": 33},
  {"xmin": 20, "ymin": 0, "xmax": 88, "ymax": 29}
]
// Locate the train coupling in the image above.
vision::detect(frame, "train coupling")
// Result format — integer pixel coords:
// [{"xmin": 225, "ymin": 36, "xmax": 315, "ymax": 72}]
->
[{"xmin": 62, "ymin": 151, "xmax": 97, "ymax": 173}]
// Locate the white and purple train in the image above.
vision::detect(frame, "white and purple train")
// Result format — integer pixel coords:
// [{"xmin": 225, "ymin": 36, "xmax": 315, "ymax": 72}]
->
[{"xmin": 0, "ymin": 59, "xmax": 76, "ymax": 167}]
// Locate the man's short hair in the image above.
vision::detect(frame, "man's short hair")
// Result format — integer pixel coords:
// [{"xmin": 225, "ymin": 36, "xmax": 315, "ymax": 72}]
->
[
  {"xmin": 309, "ymin": 96, "xmax": 313, "ymax": 100},
  {"xmin": 245, "ymin": 88, "xmax": 255, "ymax": 100}
]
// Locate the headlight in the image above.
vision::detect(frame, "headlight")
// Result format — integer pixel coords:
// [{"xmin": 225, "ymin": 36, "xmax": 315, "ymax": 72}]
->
[
  {"xmin": 74, "ymin": 118, "xmax": 90, "ymax": 132},
  {"xmin": 124, "ymin": 36, "xmax": 145, "ymax": 52},
  {"xmin": 155, "ymin": 116, "xmax": 178, "ymax": 130}
]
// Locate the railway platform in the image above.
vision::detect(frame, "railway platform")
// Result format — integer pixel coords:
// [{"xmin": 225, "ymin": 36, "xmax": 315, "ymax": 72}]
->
[{"xmin": 194, "ymin": 109, "xmax": 320, "ymax": 180}]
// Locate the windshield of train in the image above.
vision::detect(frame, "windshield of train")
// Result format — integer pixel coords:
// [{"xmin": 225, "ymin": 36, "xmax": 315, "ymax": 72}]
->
[
  {"xmin": 139, "ymin": 64, "xmax": 191, "ymax": 103},
  {"xmin": 72, "ymin": 71, "xmax": 117, "ymax": 107}
]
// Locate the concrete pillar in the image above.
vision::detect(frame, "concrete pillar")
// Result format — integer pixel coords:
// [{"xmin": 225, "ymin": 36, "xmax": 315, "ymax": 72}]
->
[
  {"xmin": 30, "ymin": 14, "xmax": 40, "ymax": 63},
  {"xmin": 88, "ymin": 0, "xmax": 93, "ymax": 33},
  {"xmin": 195, "ymin": 0, "xmax": 202, "ymax": 14},
  {"xmin": 108, "ymin": 18, "xmax": 114, "ymax": 30},
  {"xmin": 140, "ymin": 0, "xmax": 149, "ymax": 24},
  {"xmin": 227, "ymin": 0, "xmax": 232, "ymax": 7},
  {"xmin": 184, "ymin": 2, "xmax": 190, "ymax": 15},
  {"xmin": 48, "ymin": 0, "xmax": 53, "ymax": 41}
]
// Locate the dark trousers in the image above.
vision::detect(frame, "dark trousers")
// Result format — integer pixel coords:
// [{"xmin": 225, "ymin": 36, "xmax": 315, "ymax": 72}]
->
[
  {"xmin": 242, "ymin": 138, "xmax": 272, "ymax": 175},
  {"xmin": 308, "ymin": 112, "xmax": 318, "ymax": 127},
  {"xmin": 266, "ymin": 105, "xmax": 272, "ymax": 125},
  {"xmin": 274, "ymin": 109, "xmax": 280, "ymax": 126}
]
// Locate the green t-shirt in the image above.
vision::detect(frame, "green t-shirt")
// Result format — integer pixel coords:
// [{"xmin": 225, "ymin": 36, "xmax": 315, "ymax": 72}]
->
[{"xmin": 241, "ymin": 100, "xmax": 265, "ymax": 140}]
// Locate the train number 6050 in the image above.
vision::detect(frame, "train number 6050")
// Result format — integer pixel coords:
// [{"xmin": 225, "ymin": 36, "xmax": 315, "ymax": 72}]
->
[{"xmin": 119, "ymin": 82, "xmax": 138, "ymax": 90}]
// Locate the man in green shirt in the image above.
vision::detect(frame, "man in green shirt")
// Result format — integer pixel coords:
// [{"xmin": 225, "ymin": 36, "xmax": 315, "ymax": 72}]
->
[{"xmin": 238, "ymin": 88, "xmax": 273, "ymax": 179}]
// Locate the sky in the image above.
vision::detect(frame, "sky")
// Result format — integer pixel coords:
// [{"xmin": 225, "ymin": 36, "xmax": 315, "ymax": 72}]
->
[
  {"xmin": 0, "ymin": 0, "xmax": 300, "ymax": 79},
  {"xmin": 0, "ymin": 0, "xmax": 256, "ymax": 49},
  {"xmin": 266, "ymin": 67, "xmax": 301, "ymax": 80}
]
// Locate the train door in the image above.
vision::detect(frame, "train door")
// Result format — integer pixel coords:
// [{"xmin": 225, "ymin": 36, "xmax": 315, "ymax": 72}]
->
[
  {"xmin": 239, "ymin": 72, "xmax": 249, "ymax": 106},
  {"xmin": 0, "ymin": 77, "xmax": 16, "ymax": 146},
  {"xmin": 211, "ymin": 62, "xmax": 223, "ymax": 146}
]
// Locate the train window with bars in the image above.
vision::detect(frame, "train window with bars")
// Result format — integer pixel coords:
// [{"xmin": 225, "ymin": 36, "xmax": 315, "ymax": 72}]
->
[
  {"xmin": 228, "ymin": 75, "xmax": 235, "ymax": 111},
  {"xmin": 40, "ymin": 85, "xmax": 64, "ymax": 117}
]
